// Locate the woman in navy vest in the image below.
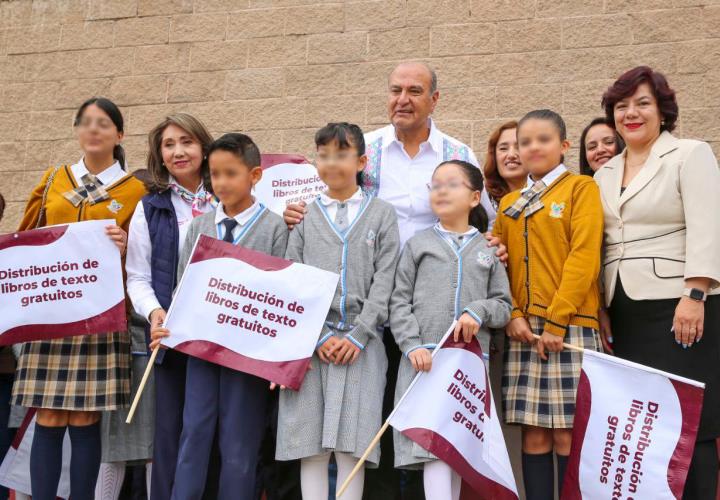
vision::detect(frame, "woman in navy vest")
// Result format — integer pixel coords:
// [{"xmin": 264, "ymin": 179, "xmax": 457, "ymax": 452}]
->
[{"xmin": 125, "ymin": 113, "xmax": 215, "ymax": 500}]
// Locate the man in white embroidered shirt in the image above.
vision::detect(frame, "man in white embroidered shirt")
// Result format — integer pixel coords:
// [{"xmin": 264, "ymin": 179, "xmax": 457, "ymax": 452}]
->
[
  {"xmin": 284, "ymin": 61, "xmax": 502, "ymax": 499},
  {"xmin": 285, "ymin": 61, "xmax": 496, "ymax": 246}
]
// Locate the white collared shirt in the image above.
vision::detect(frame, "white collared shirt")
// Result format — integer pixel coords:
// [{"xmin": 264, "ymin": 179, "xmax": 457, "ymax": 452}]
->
[
  {"xmin": 215, "ymin": 198, "xmax": 262, "ymax": 241},
  {"xmin": 364, "ymin": 119, "xmax": 496, "ymax": 247},
  {"xmin": 317, "ymin": 188, "xmax": 364, "ymax": 225},
  {"xmin": 70, "ymin": 157, "xmax": 125, "ymax": 187},
  {"xmin": 434, "ymin": 222, "xmax": 479, "ymax": 250},
  {"xmin": 522, "ymin": 163, "xmax": 568, "ymax": 192},
  {"xmin": 126, "ymin": 179, "xmax": 214, "ymax": 321}
]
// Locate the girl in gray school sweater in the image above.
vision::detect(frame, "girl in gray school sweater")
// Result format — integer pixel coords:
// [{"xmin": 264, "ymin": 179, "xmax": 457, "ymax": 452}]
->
[
  {"xmin": 390, "ymin": 160, "xmax": 512, "ymax": 500},
  {"xmin": 276, "ymin": 123, "xmax": 400, "ymax": 500}
]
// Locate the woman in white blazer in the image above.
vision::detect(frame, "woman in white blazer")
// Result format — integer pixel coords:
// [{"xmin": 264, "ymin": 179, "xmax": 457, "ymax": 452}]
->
[{"xmin": 595, "ymin": 66, "xmax": 720, "ymax": 500}]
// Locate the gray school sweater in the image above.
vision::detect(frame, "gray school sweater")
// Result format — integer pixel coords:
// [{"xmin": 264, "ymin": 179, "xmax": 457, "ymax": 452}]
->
[
  {"xmin": 177, "ymin": 206, "xmax": 288, "ymax": 282},
  {"xmin": 390, "ymin": 226, "xmax": 512, "ymax": 468},
  {"xmin": 276, "ymin": 195, "xmax": 400, "ymax": 466}
]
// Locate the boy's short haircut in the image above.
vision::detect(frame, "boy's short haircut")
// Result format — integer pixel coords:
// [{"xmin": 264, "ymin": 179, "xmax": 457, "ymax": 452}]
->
[
  {"xmin": 207, "ymin": 133, "xmax": 261, "ymax": 168},
  {"xmin": 0, "ymin": 192, "xmax": 4, "ymax": 222},
  {"xmin": 315, "ymin": 122, "xmax": 365, "ymax": 156}
]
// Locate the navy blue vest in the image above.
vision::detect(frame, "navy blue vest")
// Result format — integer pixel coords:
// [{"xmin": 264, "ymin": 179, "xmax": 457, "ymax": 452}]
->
[{"xmin": 142, "ymin": 190, "xmax": 179, "ymax": 358}]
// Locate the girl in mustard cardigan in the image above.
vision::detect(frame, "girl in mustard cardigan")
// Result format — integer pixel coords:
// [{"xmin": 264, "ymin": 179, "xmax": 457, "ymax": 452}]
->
[{"xmin": 493, "ymin": 109, "xmax": 603, "ymax": 500}]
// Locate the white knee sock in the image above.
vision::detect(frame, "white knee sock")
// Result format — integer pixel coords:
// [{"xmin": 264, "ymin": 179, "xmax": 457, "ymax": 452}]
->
[
  {"xmin": 94, "ymin": 462, "xmax": 125, "ymax": 500},
  {"xmin": 334, "ymin": 452, "xmax": 364, "ymax": 500},
  {"xmin": 145, "ymin": 462, "xmax": 152, "ymax": 497},
  {"xmin": 424, "ymin": 460, "xmax": 461, "ymax": 500},
  {"xmin": 300, "ymin": 452, "xmax": 331, "ymax": 500}
]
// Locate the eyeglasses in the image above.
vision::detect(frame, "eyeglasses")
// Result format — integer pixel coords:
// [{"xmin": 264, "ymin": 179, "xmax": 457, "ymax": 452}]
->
[
  {"xmin": 315, "ymin": 152, "xmax": 359, "ymax": 165},
  {"xmin": 426, "ymin": 181, "xmax": 474, "ymax": 192}
]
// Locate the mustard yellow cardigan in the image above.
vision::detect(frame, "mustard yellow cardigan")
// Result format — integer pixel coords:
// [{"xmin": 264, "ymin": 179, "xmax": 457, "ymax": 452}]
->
[{"xmin": 493, "ymin": 172, "xmax": 603, "ymax": 337}]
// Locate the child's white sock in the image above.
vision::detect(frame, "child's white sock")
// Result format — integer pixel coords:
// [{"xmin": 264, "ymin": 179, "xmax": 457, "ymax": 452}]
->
[
  {"xmin": 423, "ymin": 459, "xmax": 461, "ymax": 500},
  {"xmin": 94, "ymin": 462, "xmax": 125, "ymax": 500},
  {"xmin": 335, "ymin": 452, "xmax": 364, "ymax": 500},
  {"xmin": 300, "ymin": 452, "xmax": 331, "ymax": 500}
]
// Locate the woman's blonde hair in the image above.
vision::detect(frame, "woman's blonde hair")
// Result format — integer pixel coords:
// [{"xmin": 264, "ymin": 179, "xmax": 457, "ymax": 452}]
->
[{"xmin": 145, "ymin": 113, "xmax": 214, "ymax": 193}]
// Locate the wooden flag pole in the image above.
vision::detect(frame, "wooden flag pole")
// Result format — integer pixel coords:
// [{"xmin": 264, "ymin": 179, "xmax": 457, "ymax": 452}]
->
[
  {"xmin": 532, "ymin": 333, "xmax": 585, "ymax": 352},
  {"xmin": 336, "ymin": 420, "xmax": 390, "ymax": 498},
  {"xmin": 125, "ymin": 345, "xmax": 160, "ymax": 424}
]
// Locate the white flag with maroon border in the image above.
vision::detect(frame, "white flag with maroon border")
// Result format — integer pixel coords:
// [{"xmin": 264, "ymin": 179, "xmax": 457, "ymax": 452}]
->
[
  {"xmin": 254, "ymin": 154, "xmax": 326, "ymax": 216},
  {"xmin": 388, "ymin": 324, "xmax": 519, "ymax": 500},
  {"xmin": 562, "ymin": 349, "xmax": 704, "ymax": 499},
  {"xmin": 161, "ymin": 234, "xmax": 338, "ymax": 390},
  {"xmin": 0, "ymin": 219, "xmax": 126, "ymax": 345}
]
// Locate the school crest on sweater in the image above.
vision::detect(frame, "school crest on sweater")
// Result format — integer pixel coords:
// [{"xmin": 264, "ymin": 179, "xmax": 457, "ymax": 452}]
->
[{"xmin": 549, "ymin": 201, "xmax": 565, "ymax": 219}]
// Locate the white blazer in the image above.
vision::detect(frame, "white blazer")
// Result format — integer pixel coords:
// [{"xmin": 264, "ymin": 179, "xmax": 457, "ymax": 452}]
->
[{"xmin": 594, "ymin": 131, "xmax": 720, "ymax": 305}]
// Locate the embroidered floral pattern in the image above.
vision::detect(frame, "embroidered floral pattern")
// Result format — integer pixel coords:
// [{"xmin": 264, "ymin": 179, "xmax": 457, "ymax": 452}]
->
[
  {"xmin": 361, "ymin": 137, "xmax": 383, "ymax": 197},
  {"xmin": 443, "ymin": 138, "xmax": 470, "ymax": 162}
]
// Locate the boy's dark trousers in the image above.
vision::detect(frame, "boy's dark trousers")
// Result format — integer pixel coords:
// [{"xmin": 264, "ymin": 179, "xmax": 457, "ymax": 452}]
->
[
  {"xmin": 172, "ymin": 357, "xmax": 268, "ymax": 499},
  {"xmin": 151, "ymin": 350, "xmax": 188, "ymax": 500},
  {"xmin": 363, "ymin": 329, "xmax": 425, "ymax": 500}
]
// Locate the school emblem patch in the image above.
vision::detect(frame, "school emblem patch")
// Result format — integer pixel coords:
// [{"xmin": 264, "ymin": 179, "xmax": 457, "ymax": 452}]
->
[
  {"xmin": 476, "ymin": 251, "xmax": 493, "ymax": 268},
  {"xmin": 549, "ymin": 201, "xmax": 565, "ymax": 219},
  {"xmin": 107, "ymin": 199, "xmax": 123, "ymax": 214},
  {"xmin": 366, "ymin": 229, "xmax": 376, "ymax": 247}
]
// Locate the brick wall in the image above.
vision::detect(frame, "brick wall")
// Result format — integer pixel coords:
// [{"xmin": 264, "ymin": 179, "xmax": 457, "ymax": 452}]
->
[{"xmin": 1, "ymin": 0, "xmax": 719, "ymax": 231}]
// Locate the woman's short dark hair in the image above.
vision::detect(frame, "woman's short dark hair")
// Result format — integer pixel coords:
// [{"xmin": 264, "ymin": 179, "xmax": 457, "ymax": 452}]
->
[
  {"xmin": 579, "ymin": 117, "xmax": 626, "ymax": 176},
  {"xmin": 74, "ymin": 97, "xmax": 126, "ymax": 169},
  {"xmin": 315, "ymin": 122, "xmax": 366, "ymax": 186},
  {"xmin": 602, "ymin": 66, "xmax": 678, "ymax": 133}
]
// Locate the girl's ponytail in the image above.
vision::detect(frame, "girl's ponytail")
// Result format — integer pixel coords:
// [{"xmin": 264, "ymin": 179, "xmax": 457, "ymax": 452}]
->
[
  {"xmin": 113, "ymin": 144, "xmax": 126, "ymax": 170},
  {"xmin": 469, "ymin": 202, "xmax": 489, "ymax": 233}
]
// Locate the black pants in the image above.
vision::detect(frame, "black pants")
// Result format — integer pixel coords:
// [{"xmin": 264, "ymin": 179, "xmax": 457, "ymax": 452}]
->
[
  {"xmin": 256, "ymin": 390, "xmax": 302, "ymax": 500},
  {"xmin": 682, "ymin": 439, "xmax": 719, "ymax": 500},
  {"xmin": 363, "ymin": 329, "xmax": 424, "ymax": 500}
]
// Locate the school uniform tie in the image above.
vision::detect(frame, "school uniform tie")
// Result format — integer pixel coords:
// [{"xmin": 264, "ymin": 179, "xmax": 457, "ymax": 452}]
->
[
  {"xmin": 63, "ymin": 173, "xmax": 111, "ymax": 207},
  {"xmin": 503, "ymin": 179, "xmax": 547, "ymax": 219},
  {"xmin": 334, "ymin": 202, "xmax": 349, "ymax": 232},
  {"xmin": 222, "ymin": 218, "xmax": 238, "ymax": 243}
]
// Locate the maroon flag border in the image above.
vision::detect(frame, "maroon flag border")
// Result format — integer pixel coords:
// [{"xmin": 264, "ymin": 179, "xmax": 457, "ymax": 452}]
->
[
  {"xmin": 402, "ymin": 428, "xmax": 517, "ymax": 499},
  {"xmin": 0, "ymin": 224, "xmax": 69, "ymax": 251},
  {"xmin": 0, "ymin": 300, "xmax": 126, "ymax": 346},
  {"xmin": 174, "ymin": 340, "xmax": 310, "ymax": 390},
  {"xmin": 562, "ymin": 361, "xmax": 705, "ymax": 500},
  {"xmin": 260, "ymin": 153, "xmax": 309, "ymax": 170}
]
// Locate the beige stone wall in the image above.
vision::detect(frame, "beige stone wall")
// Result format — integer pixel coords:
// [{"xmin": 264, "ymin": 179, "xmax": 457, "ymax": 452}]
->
[{"xmin": 1, "ymin": 0, "xmax": 719, "ymax": 231}]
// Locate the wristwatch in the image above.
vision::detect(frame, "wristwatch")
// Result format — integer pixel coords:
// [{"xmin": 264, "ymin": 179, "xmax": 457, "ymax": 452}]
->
[{"xmin": 683, "ymin": 288, "xmax": 707, "ymax": 302}]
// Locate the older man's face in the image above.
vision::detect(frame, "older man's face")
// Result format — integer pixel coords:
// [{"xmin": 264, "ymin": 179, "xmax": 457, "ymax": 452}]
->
[{"xmin": 387, "ymin": 64, "xmax": 438, "ymax": 132}]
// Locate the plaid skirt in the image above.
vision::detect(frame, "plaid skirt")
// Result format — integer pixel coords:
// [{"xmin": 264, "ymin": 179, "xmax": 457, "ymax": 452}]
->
[
  {"xmin": 12, "ymin": 331, "xmax": 131, "ymax": 411},
  {"xmin": 502, "ymin": 315, "xmax": 600, "ymax": 428}
]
